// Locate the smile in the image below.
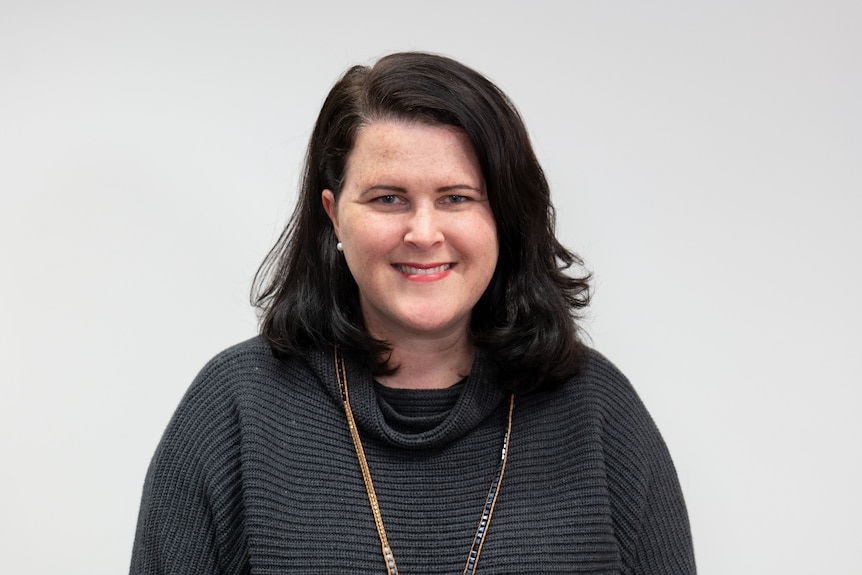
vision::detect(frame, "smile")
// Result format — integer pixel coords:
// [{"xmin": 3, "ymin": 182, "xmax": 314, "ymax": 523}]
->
[{"xmin": 394, "ymin": 263, "xmax": 453, "ymax": 275}]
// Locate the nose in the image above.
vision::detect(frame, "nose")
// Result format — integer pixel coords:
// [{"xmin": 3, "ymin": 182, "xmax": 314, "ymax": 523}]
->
[{"xmin": 403, "ymin": 202, "xmax": 444, "ymax": 249}]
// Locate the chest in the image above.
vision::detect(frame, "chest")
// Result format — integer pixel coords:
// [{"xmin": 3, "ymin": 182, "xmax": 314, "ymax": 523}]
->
[{"xmin": 237, "ymin": 393, "xmax": 623, "ymax": 574}]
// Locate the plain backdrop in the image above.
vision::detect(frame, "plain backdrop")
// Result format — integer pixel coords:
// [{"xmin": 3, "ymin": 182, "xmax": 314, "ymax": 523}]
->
[{"xmin": 1, "ymin": 1, "xmax": 860, "ymax": 573}]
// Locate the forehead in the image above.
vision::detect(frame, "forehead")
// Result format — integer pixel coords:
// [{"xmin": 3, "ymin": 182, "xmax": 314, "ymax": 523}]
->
[{"xmin": 344, "ymin": 121, "xmax": 482, "ymax": 182}]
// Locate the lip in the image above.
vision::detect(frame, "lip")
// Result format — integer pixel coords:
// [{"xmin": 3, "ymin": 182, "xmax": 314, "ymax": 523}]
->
[{"xmin": 392, "ymin": 262, "xmax": 454, "ymax": 282}]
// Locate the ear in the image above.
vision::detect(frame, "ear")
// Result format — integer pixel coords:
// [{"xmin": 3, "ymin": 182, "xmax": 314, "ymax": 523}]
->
[{"xmin": 321, "ymin": 189, "xmax": 340, "ymax": 240}]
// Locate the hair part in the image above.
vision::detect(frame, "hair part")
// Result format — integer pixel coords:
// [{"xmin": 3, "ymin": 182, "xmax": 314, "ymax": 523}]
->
[{"xmin": 252, "ymin": 52, "xmax": 591, "ymax": 392}]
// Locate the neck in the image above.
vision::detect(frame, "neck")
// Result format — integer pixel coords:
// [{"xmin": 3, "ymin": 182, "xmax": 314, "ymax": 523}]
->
[{"xmin": 375, "ymin": 332, "xmax": 475, "ymax": 390}]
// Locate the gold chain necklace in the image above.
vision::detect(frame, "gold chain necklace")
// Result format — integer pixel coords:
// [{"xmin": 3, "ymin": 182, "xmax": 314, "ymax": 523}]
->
[{"xmin": 333, "ymin": 348, "xmax": 514, "ymax": 575}]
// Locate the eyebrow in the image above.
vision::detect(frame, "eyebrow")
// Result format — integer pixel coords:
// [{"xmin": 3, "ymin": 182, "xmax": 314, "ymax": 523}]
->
[{"xmin": 361, "ymin": 184, "xmax": 482, "ymax": 196}]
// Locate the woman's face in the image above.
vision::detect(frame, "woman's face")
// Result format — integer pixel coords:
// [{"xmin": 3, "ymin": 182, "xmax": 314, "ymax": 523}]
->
[{"xmin": 322, "ymin": 121, "xmax": 498, "ymax": 343}]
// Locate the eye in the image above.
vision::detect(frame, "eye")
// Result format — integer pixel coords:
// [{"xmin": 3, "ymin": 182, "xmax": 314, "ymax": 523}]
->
[
  {"xmin": 374, "ymin": 195, "xmax": 401, "ymax": 205},
  {"xmin": 445, "ymin": 195, "xmax": 468, "ymax": 204}
]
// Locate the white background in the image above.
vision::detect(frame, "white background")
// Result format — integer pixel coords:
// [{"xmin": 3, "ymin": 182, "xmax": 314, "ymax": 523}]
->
[{"xmin": 1, "ymin": 1, "xmax": 860, "ymax": 573}]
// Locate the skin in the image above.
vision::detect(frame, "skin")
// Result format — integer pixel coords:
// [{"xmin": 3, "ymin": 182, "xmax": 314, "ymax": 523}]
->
[{"xmin": 322, "ymin": 121, "xmax": 499, "ymax": 389}]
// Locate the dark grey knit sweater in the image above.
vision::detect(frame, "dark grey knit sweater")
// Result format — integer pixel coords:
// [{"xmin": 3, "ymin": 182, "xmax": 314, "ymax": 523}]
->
[{"xmin": 130, "ymin": 337, "xmax": 695, "ymax": 574}]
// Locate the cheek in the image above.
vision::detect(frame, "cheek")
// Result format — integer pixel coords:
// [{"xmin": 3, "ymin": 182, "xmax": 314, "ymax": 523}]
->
[
  {"xmin": 342, "ymin": 218, "xmax": 397, "ymax": 266},
  {"xmin": 478, "ymin": 222, "xmax": 500, "ymax": 278},
  {"xmin": 347, "ymin": 226, "xmax": 390, "ymax": 252},
  {"xmin": 464, "ymin": 216, "xmax": 498, "ymax": 257}
]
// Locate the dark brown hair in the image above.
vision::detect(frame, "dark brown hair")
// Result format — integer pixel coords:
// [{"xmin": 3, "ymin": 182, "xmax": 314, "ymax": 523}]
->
[{"xmin": 252, "ymin": 52, "xmax": 591, "ymax": 391}]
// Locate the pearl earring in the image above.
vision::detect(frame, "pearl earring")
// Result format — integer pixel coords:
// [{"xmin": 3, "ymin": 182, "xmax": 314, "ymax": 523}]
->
[{"xmin": 336, "ymin": 242, "xmax": 344, "ymax": 252}]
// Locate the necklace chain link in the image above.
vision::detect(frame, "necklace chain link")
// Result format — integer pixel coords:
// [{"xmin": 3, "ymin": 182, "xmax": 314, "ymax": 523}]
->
[{"xmin": 334, "ymin": 348, "xmax": 514, "ymax": 575}]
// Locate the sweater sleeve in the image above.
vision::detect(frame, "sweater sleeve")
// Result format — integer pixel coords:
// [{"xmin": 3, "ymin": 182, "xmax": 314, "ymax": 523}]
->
[
  {"xmin": 129, "ymin": 353, "xmax": 249, "ymax": 575},
  {"xmin": 130, "ymin": 435, "xmax": 222, "ymax": 574},
  {"xmin": 592, "ymin": 354, "xmax": 696, "ymax": 575},
  {"xmin": 629, "ymin": 430, "xmax": 697, "ymax": 575}
]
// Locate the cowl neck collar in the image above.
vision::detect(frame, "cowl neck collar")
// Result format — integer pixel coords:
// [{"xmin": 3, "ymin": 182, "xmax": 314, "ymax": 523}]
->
[{"xmin": 305, "ymin": 347, "xmax": 508, "ymax": 450}]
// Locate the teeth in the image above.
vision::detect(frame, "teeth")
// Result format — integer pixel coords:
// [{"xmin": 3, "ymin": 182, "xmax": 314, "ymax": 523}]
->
[{"xmin": 397, "ymin": 264, "xmax": 451, "ymax": 275}]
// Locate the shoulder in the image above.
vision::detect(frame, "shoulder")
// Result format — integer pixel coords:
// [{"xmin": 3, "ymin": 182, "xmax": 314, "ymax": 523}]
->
[
  {"xmin": 178, "ymin": 336, "xmax": 310, "ymax": 408},
  {"xmin": 536, "ymin": 350, "xmax": 693, "ymax": 568},
  {"xmin": 533, "ymin": 348, "xmax": 648, "ymax": 423},
  {"xmin": 572, "ymin": 348, "xmax": 651, "ymax": 422},
  {"xmin": 567, "ymin": 348, "xmax": 666, "ymax": 451},
  {"xmin": 142, "ymin": 337, "xmax": 322, "ymax": 511},
  {"xmin": 569, "ymin": 351, "xmax": 695, "ymax": 571},
  {"xmin": 153, "ymin": 337, "xmax": 314, "ymax": 465},
  {"xmin": 523, "ymin": 347, "xmax": 672, "ymax": 477},
  {"xmin": 561, "ymin": 350, "xmax": 685, "ymax": 513},
  {"xmin": 189, "ymin": 336, "xmax": 283, "ymax": 389},
  {"xmin": 133, "ymin": 337, "xmax": 292, "ymax": 571}
]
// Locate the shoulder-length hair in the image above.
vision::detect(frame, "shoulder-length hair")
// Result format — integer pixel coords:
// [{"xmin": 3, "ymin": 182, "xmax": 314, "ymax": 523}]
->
[{"xmin": 252, "ymin": 52, "xmax": 591, "ymax": 392}]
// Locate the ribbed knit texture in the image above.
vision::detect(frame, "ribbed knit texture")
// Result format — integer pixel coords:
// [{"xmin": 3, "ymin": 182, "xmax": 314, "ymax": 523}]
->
[{"xmin": 130, "ymin": 337, "xmax": 696, "ymax": 574}]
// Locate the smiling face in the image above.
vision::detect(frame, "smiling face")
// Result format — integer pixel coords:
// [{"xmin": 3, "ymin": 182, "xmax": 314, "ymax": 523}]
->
[{"xmin": 322, "ymin": 121, "xmax": 499, "ymax": 344}]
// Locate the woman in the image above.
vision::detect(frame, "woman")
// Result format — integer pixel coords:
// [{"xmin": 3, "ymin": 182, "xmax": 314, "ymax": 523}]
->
[{"xmin": 131, "ymin": 52, "xmax": 696, "ymax": 574}]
